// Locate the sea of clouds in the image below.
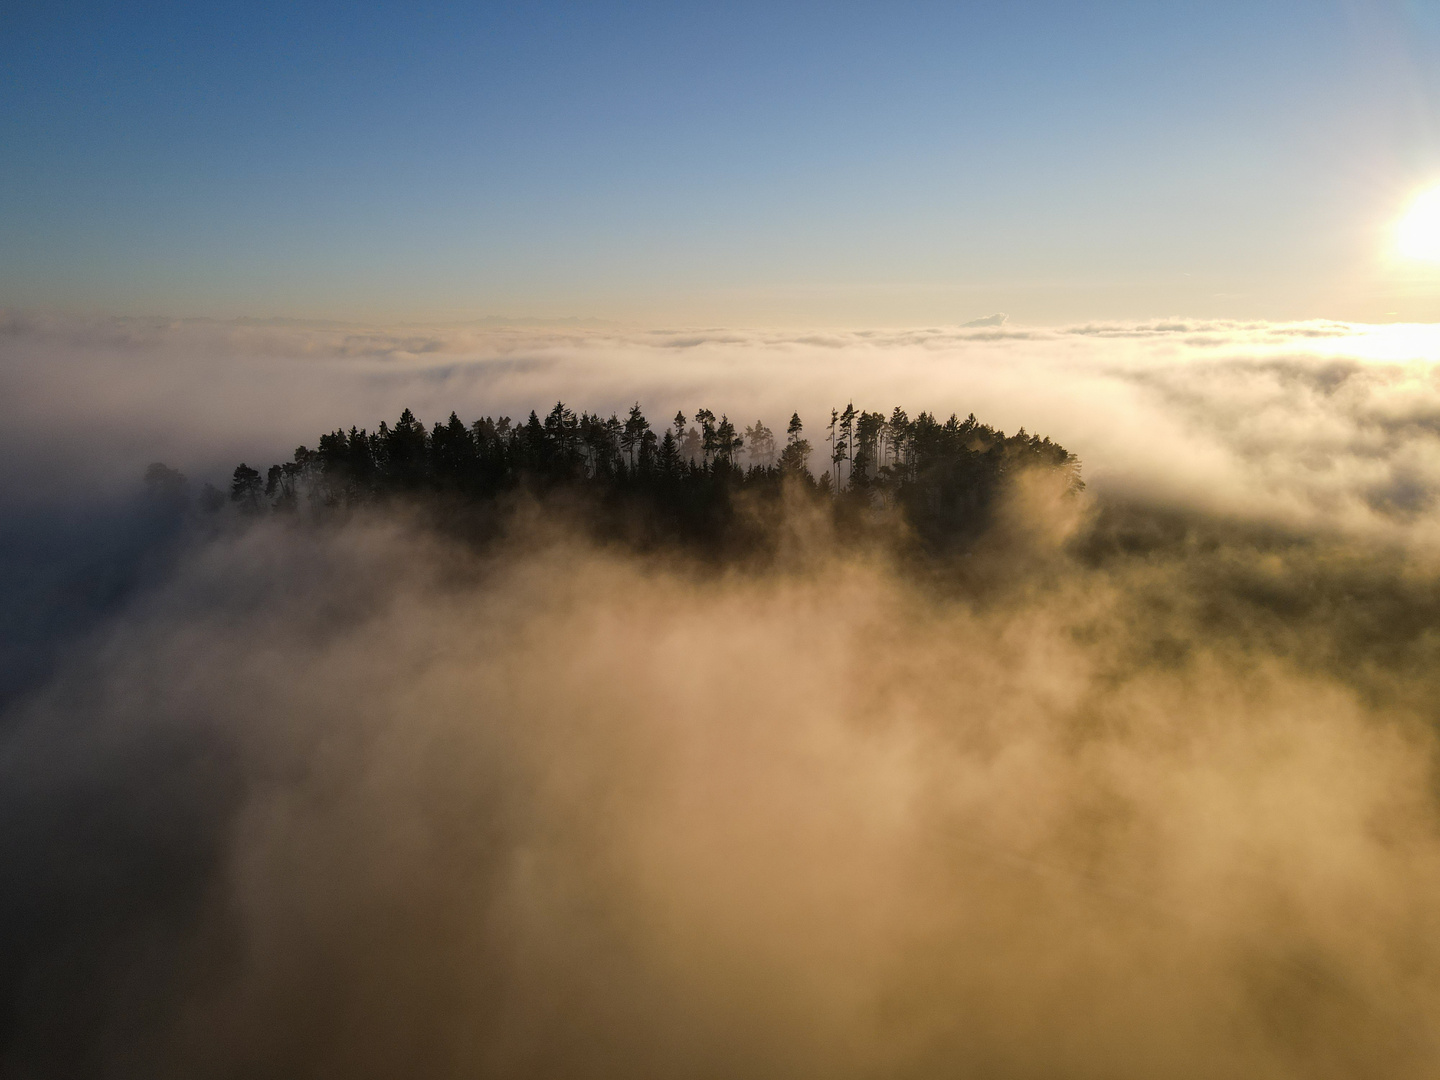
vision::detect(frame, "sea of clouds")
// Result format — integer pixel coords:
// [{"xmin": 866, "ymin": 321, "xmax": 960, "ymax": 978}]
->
[
  {"xmin": 2, "ymin": 314, "xmax": 1440, "ymax": 1077},
  {"xmin": 8, "ymin": 313, "xmax": 1440, "ymax": 540}
]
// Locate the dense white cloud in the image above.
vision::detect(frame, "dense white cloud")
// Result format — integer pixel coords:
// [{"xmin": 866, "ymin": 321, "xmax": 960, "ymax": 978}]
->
[{"xmin": 4, "ymin": 504, "xmax": 1440, "ymax": 1076}]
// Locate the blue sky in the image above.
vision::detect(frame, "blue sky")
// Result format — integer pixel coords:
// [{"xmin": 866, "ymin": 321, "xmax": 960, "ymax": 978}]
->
[{"xmin": 4, "ymin": 0, "xmax": 1440, "ymax": 323}]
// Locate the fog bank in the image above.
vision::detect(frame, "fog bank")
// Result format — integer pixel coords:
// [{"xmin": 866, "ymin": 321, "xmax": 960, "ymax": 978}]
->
[
  {"xmin": 4, "ymin": 315, "xmax": 1440, "ymax": 1076},
  {"xmin": 0, "ymin": 505, "xmax": 1436, "ymax": 1077},
  {"xmin": 8, "ymin": 313, "xmax": 1440, "ymax": 542}
]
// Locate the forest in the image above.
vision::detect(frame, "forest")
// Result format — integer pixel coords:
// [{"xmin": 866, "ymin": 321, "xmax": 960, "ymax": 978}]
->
[{"xmin": 209, "ymin": 402, "xmax": 1083, "ymax": 550}]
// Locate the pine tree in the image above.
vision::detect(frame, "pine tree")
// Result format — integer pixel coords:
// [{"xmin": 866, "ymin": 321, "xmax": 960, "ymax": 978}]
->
[
  {"xmin": 839, "ymin": 403, "xmax": 857, "ymax": 488},
  {"xmin": 695, "ymin": 409, "xmax": 717, "ymax": 465},
  {"xmin": 225, "ymin": 398, "xmax": 1081, "ymax": 545},
  {"xmin": 827, "ymin": 408, "xmax": 846, "ymax": 493},
  {"xmin": 230, "ymin": 464, "xmax": 263, "ymax": 511},
  {"xmin": 658, "ymin": 429, "xmax": 680, "ymax": 474},
  {"xmin": 621, "ymin": 403, "xmax": 650, "ymax": 468},
  {"xmin": 744, "ymin": 421, "xmax": 775, "ymax": 467},
  {"xmin": 715, "ymin": 415, "xmax": 741, "ymax": 468}
]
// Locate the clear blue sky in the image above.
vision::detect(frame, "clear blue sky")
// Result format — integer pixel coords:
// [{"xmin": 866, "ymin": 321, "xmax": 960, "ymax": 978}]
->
[{"xmin": 4, "ymin": 0, "xmax": 1440, "ymax": 324}]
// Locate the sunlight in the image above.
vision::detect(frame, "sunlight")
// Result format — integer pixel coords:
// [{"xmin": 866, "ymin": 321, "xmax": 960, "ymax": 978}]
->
[{"xmin": 1397, "ymin": 184, "xmax": 1440, "ymax": 262}]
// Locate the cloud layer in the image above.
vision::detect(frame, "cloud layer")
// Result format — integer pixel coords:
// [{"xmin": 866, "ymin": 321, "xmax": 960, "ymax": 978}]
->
[
  {"xmin": 3, "ymin": 511, "xmax": 1439, "ymax": 1077},
  {"xmin": 4, "ymin": 314, "xmax": 1440, "ymax": 1076},
  {"xmin": 8, "ymin": 313, "xmax": 1440, "ymax": 541}
]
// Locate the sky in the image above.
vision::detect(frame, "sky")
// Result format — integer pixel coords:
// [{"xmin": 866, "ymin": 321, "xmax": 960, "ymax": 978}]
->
[{"xmin": 4, "ymin": 0, "xmax": 1440, "ymax": 324}]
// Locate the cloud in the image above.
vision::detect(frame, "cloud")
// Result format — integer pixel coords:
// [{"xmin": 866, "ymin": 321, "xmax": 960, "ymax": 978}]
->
[
  {"xmin": 1, "ymin": 510, "xmax": 1438, "ymax": 1076},
  {"xmin": 7, "ymin": 314, "xmax": 1440, "ymax": 544},
  {"xmin": 5, "ymin": 314, "xmax": 1440, "ymax": 1073}
]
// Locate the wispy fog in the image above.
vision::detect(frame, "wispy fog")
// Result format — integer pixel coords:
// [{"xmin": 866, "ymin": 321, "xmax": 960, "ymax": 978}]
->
[{"xmin": 2, "ymin": 314, "xmax": 1440, "ymax": 1076}]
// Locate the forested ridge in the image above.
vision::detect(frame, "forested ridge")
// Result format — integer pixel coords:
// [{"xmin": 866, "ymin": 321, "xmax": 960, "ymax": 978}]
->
[{"xmin": 201, "ymin": 402, "xmax": 1082, "ymax": 550}]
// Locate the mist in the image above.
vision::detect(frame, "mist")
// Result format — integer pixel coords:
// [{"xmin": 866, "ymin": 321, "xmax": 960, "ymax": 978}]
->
[
  {"xmin": 9, "ymin": 314, "xmax": 1440, "ymax": 541},
  {"xmin": 3, "ymin": 315, "xmax": 1440, "ymax": 1076}
]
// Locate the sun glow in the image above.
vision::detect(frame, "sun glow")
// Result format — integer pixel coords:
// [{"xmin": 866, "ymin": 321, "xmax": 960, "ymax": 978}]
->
[{"xmin": 1397, "ymin": 185, "xmax": 1440, "ymax": 262}]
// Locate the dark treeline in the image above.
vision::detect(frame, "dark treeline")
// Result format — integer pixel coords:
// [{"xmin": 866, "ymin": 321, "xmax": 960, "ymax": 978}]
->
[{"xmin": 214, "ymin": 402, "xmax": 1082, "ymax": 551}]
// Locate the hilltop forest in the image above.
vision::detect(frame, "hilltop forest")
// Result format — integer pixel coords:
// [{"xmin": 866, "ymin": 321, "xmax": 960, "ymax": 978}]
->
[{"xmin": 202, "ymin": 402, "xmax": 1083, "ymax": 552}]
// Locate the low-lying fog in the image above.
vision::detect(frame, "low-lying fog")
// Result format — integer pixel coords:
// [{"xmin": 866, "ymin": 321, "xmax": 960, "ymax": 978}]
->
[{"xmin": 2, "ymin": 314, "xmax": 1439, "ymax": 1077}]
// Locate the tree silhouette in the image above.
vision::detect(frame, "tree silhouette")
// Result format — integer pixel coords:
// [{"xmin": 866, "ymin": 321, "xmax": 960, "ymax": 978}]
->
[
  {"xmin": 230, "ymin": 464, "xmax": 263, "ymax": 511},
  {"xmin": 221, "ymin": 398, "xmax": 1082, "ymax": 550},
  {"xmin": 695, "ymin": 409, "xmax": 717, "ymax": 465},
  {"xmin": 778, "ymin": 413, "xmax": 811, "ymax": 475},
  {"xmin": 621, "ymin": 404, "xmax": 650, "ymax": 468},
  {"xmin": 143, "ymin": 463, "xmax": 189, "ymax": 509},
  {"xmin": 714, "ymin": 415, "xmax": 741, "ymax": 468},
  {"xmin": 745, "ymin": 421, "xmax": 775, "ymax": 467}
]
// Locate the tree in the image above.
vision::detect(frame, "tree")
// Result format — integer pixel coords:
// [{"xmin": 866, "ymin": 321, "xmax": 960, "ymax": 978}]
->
[
  {"xmin": 778, "ymin": 437, "xmax": 812, "ymax": 476},
  {"xmin": 223, "ymin": 398, "xmax": 1083, "ymax": 549},
  {"xmin": 715, "ymin": 414, "xmax": 742, "ymax": 468},
  {"xmin": 839, "ymin": 403, "xmax": 857, "ymax": 486},
  {"xmin": 346, "ymin": 427, "xmax": 377, "ymax": 496},
  {"xmin": 695, "ymin": 408, "xmax": 717, "ymax": 465},
  {"xmin": 658, "ymin": 429, "xmax": 681, "ymax": 474},
  {"xmin": 602, "ymin": 413, "xmax": 623, "ymax": 473},
  {"xmin": 638, "ymin": 426, "xmax": 658, "ymax": 473},
  {"xmin": 231, "ymin": 464, "xmax": 263, "ymax": 511},
  {"xmin": 827, "ymin": 408, "xmax": 845, "ymax": 492},
  {"xmin": 885, "ymin": 407, "xmax": 909, "ymax": 475},
  {"xmin": 680, "ymin": 426, "xmax": 702, "ymax": 464},
  {"xmin": 265, "ymin": 464, "xmax": 287, "ymax": 501},
  {"xmin": 521, "ymin": 410, "xmax": 544, "ymax": 469},
  {"xmin": 432, "ymin": 412, "xmax": 477, "ymax": 485},
  {"xmin": 744, "ymin": 421, "xmax": 775, "ymax": 467},
  {"xmin": 778, "ymin": 413, "xmax": 811, "ymax": 476},
  {"xmin": 544, "ymin": 402, "xmax": 581, "ymax": 473},
  {"xmin": 384, "ymin": 408, "xmax": 429, "ymax": 486},
  {"xmin": 621, "ymin": 403, "xmax": 650, "ymax": 468},
  {"xmin": 852, "ymin": 410, "xmax": 883, "ymax": 491},
  {"xmin": 143, "ymin": 463, "xmax": 189, "ymax": 509}
]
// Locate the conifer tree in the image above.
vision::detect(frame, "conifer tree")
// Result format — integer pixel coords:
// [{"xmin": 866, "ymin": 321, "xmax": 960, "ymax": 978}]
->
[
  {"xmin": 680, "ymin": 426, "xmax": 702, "ymax": 464},
  {"xmin": 230, "ymin": 464, "xmax": 263, "ymax": 511},
  {"xmin": 621, "ymin": 403, "xmax": 649, "ymax": 468},
  {"xmin": 225, "ymin": 398, "xmax": 1081, "ymax": 546},
  {"xmin": 695, "ymin": 409, "xmax": 717, "ymax": 465},
  {"xmin": 658, "ymin": 429, "xmax": 680, "ymax": 474},
  {"xmin": 715, "ymin": 415, "xmax": 741, "ymax": 468},
  {"xmin": 827, "ymin": 408, "xmax": 846, "ymax": 492},
  {"xmin": 143, "ymin": 462, "xmax": 189, "ymax": 508},
  {"xmin": 744, "ymin": 421, "xmax": 775, "ymax": 467}
]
